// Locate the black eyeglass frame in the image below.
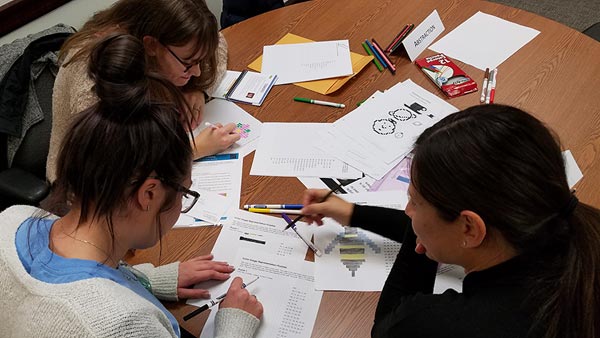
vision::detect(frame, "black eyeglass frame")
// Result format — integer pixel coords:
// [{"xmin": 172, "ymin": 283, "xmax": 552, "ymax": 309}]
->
[
  {"xmin": 148, "ymin": 176, "xmax": 200, "ymax": 213},
  {"xmin": 161, "ymin": 43, "xmax": 201, "ymax": 73}
]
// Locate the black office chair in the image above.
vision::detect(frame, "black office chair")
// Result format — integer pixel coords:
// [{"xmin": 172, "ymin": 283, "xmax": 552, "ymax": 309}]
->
[
  {"xmin": 583, "ymin": 22, "xmax": 600, "ymax": 42},
  {"xmin": 0, "ymin": 32, "xmax": 72, "ymax": 211}
]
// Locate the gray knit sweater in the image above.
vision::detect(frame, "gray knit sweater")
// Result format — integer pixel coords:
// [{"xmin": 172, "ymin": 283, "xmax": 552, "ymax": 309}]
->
[{"xmin": 0, "ymin": 205, "xmax": 260, "ymax": 338}]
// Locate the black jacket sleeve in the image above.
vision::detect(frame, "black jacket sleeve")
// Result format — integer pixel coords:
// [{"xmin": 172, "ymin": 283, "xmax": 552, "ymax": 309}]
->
[{"xmin": 349, "ymin": 204, "xmax": 410, "ymax": 242}]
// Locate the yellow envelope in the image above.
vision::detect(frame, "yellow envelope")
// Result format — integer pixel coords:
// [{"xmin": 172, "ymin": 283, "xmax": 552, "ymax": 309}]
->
[{"xmin": 248, "ymin": 33, "xmax": 373, "ymax": 95}]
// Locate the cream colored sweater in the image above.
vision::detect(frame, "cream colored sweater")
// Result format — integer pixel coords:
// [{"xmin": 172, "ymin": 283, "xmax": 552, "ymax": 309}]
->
[
  {"xmin": 0, "ymin": 205, "xmax": 260, "ymax": 338},
  {"xmin": 47, "ymin": 33, "xmax": 228, "ymax": 182}
]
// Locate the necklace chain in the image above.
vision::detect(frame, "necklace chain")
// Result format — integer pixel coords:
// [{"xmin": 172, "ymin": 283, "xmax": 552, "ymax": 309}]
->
[{"xmin": 62, "ymin": 230, "xmax": 117, "ymax": 266}]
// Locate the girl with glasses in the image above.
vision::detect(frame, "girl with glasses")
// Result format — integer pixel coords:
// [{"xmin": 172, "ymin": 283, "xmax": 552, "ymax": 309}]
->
[
  {"xmin": 47, "ymin": 0, "xmax": 242, "ymax": 184},
  {"xmin": 0, "ymin": 34, "xmax": 262, "ymax": 338},
  {"xmin": 300, "ymin": 104, "xmax": 600, "ymax": 338}
]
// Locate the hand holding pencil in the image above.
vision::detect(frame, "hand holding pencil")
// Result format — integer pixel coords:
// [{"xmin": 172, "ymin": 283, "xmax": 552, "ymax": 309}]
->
[
  {"xmin": 300, "ymin": 188, "xmax": 355, "ymax": 226},
  {"xmin": 219, "ymin": 277, "xmax": 263, "ymax": 319}
]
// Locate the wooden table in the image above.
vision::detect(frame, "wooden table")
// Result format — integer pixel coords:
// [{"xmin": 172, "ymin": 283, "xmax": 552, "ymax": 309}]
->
[{"xmin": 127, "ymin": 1, "xmax": 600, "ymax": 337}]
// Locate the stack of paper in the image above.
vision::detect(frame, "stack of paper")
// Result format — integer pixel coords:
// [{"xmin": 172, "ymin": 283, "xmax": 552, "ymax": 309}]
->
[
  {"xmin": 317, "ymin": 80, "xmax": 458, "ymax": 179},
  {"xmin": 249, "ymin": 33, "xmax": 373, "ymax": 95}
]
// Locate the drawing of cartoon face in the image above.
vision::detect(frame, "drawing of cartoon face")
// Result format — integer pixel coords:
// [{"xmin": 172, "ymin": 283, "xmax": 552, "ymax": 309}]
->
[
  {"xmin": 389, "ymin": 108, "xmax": 415, "ymax": 121},
  {"xmin": 373, "ymin": 118, "xmax": 396, "ymax": 135}
]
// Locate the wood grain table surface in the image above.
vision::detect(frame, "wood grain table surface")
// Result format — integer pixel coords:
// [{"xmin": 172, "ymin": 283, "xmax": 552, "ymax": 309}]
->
[{"xmin": 127, "ymin": 1, "xmax": 600, "ymax": 337}]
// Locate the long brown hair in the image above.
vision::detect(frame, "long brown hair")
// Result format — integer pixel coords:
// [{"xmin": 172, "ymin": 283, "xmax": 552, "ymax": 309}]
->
[
  {"xmin": 61, "ymin": 0, "xmax": 219, "ymax": 92},
  {"xmin": 51, "ymin": 34, "xmax": 192, "ymax": 252},
  {"xmin": 411, "ymin": 104, "xmax": 600, "ymax": 338}
]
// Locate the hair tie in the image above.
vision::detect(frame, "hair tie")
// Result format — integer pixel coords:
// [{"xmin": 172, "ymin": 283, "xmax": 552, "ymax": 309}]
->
[{"xmin": 559, "ymin": 194, "xmax": 579, "ymax": 218}]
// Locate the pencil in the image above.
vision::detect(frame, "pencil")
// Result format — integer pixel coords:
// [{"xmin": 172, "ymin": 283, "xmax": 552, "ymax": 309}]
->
[
  {"xmin": 371, "ymin": 38, "xmax": 396, "ymax": 74},
  {"xmin": 385, "ymin": 23, "xmax": 411, "ymax": 53},
  {"xmin": 361, "ymin": 42, "xmax": 383, "ymax": 72},
  {"xmin": 365, "ymin": 39, "xmax": 387, "ymax": 69},
  {"xmin": 283, "ymin": 182, "xmax": 343, "ymax": 231},
  {"xmin": 390, "ymin": 24, "xmax": 414, "ymax": 54}
]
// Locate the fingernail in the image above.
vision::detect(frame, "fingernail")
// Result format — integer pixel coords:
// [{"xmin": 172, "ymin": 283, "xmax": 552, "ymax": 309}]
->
[{"xmin": 229, "ymin": 265, "xmax": 235, "ymax": 270}]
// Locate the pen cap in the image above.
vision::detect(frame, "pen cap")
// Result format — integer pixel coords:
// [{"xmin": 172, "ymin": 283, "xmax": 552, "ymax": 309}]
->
[{"xmin": 294, "ymin": 97, "xmax": 312, "ymax": 103}]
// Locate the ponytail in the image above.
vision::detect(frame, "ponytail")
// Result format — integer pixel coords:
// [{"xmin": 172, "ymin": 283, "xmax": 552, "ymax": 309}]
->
[{"xmin": 536, "ymin": 203, "xmax": 600, "ymax": 338}]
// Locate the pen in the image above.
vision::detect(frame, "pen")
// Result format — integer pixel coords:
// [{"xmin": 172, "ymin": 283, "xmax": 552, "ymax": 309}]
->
[
  {"xmin": 489, "ymin": 68, "xmax": 498, "ymax": 104},
  {"xmin": 204, "ymin": 121, "xmax": 218, "ymax": 129},
  {"xmin": 282, "ymin": 213, "xmax": 323, "ymax": 257},
  {"xmin": 248, "ymin": 208, "xmax": 303, "ymax": 215},
  {"xmin": 293, "ymin": 97, "xmax": 345, "ymax": 108},
  {"xmin": 361, "ymin": 41, "xmax": 384, "ymax": 72},
  {"xmin": 244, "ymin": 204, "xmax": 303, "ymax": 209},
  {"xmin": 283, "ymin": 182, "xmax": 343, "ymax": 230},
  {"xmin": 365, "ymin": 39, "xmax": 387, "ymax": 69},
  {"xmin": 480, "ymin": 68, "xmax": 490, "ymax": 104},
  {"xmin": 371, "ymin": 39, "xmax": 396, "ymax": 74},
  {"xmin": 183, "ymin": 276, "xmax": 260, "ymax": 321}
]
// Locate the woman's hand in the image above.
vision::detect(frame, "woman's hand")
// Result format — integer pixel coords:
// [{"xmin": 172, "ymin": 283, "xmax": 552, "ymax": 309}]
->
[
  {"xmin": 192, "ymin": 123, "xmax": 241, "ymax": 159},
  {"xmin": 301, "ymin": 189, "xmax": 354, "ymax": 226},
  {"xmin": 219, "ymin": 277, "xmax": 263, "ymax": 319},
  {"xmin": 177, "ymin": 254, "xmax": 234, "ymax": 299},
  {"xmin": 182, "ymin": 91, "xmax": 205, "ymax": 130}
]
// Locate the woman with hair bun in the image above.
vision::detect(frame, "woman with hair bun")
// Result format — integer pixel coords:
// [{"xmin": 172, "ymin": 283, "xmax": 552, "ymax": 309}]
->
[
  {"xmin": 0, "ymin": 34, "xmax": 262, "ymax": 338},
  {"xmin": 47, "ymin": 0, "xmax": 241, "ymax": 183},
  {"xmin": 301, "ymin": 104, "xmax": 600, "ymax": 338}
]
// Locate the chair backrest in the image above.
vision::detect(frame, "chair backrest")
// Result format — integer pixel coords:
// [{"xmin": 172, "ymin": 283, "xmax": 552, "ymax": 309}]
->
[
  {"xmin": 11, "ymin": 65, "xmax": 55, "ymax": 179},
  {"xmin": 583, "ymin": 22, "xmax": 600, "ymax": 42}
]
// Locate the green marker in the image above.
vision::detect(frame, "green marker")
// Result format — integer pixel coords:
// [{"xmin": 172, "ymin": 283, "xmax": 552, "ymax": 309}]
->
[
  {"xmin": 294, "ymin": 97, "xmax": 345, "ymax": 108},
  {"xmin": 361, "ymin": 42, "xmax": 383, "ymax": 72}
]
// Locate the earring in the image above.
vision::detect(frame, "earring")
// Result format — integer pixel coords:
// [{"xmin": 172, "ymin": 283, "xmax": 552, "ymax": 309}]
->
[
  {"xmin": 146, "ymin": 205, "xmax": 150, "ymax": 212},
  {"xmin": 462, "ymin": 240, "xmax": 467, "ymax": 248}
]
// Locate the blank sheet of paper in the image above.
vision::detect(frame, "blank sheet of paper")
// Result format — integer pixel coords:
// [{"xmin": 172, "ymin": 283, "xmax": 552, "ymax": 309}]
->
[
  {"xmin": 261, "ymin": 40, "xmax": 353, "ymax": 84},
  {"xmin": 429, "ymin": 11, "xmax": 540, "ymax": 70}
]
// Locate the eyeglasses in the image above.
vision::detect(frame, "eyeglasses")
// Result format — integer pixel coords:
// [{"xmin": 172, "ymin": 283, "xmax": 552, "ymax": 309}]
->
[
  {"xmin": 149, "ymin": 176, "xmax": 200, "ymax": 213},
  {"xmin": 162, "ymin": 44, "xmax": 201, "ymax": 73}
]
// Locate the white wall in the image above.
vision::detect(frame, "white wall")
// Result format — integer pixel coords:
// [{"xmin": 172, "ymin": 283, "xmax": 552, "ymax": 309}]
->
[{"xmin": 0, "ymin": 0, "xmax": 224, "ymax": 46}]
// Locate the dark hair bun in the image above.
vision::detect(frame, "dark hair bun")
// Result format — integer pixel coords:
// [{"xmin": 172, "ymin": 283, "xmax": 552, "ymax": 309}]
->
[{"xmin": 88, "ymin": 33, "xmax": 149, "ymax": 118}]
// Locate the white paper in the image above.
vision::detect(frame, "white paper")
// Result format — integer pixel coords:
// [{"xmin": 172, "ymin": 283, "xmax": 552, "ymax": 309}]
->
[
  {"xmin": 563, "ymin": 150, "xmax": 583, "ymax": 189},
  {"xmin": 262, "ymin": 40, "xmax": 353, "ymax": 84},
  {"xmin": 321, "ymin": 80, "xmax": 457, "ymax": 179},
  {"xmin": 210, "ymin": 209, "xmax": 314, "ymax": 264},
  {"xmin": 313, "ymin": 191, "xmax": 407, "ymax": 291},
  {"xmin": 196, "ymin": 99, "xmax": 262, "ymax": 148},
  {"xmin": 209, "ymin": 70, "xmax": 242, "ymax": 99},
  {"xmin": 196, "ymin": 249, "xmax": 323, "ymax": 338},
  {"xmin": 433, "ymin": 264, "xmax": 465, "ymax": 293},
  {"xmin": 429, "ymin": 11, "xmax": 540, "ymax": 70},
  {"xmin": 174, "ymin": 153, "xmax": 242, "ymax": 227},
  {"xmin": 250, "ymin": 123, "xmax": 362, "ymax": 179},
  {"xmin": 185, "ymin": 188, "xmax": 231, "ymax": 224},
  {"xmin": 403, "ymin": 10, "xmax": 445, "ymax": 61}
]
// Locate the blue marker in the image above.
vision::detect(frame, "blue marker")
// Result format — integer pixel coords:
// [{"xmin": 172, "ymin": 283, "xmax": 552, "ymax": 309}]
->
[{"xmin": 195, "ymin": 153, "xmax": 239, "ymax": 162}]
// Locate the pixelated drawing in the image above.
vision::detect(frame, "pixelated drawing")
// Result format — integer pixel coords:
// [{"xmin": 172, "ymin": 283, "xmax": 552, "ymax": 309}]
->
[
  {"xmin": 324, "ymin": 227, "xmax": 382, "ymax": 277},
  {"xmin": 389, "ymin": 108, "xmax": 415, "ymax": 121},
  {"xmin": 234, "ymin": 123, "xmax": 252, "ymax": 138},
  {"xmin": 373, "ymin": 118, "xmax": 396, "ymax": 135}
]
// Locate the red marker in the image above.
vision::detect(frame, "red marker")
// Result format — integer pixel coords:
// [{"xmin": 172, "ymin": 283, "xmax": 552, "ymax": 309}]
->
[{"xmin": 489, "ymin": 68, "xmax": 498, "ymax": 104}]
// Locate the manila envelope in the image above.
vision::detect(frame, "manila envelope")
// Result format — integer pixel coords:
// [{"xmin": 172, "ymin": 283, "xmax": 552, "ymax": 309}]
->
[{"xmin": 248, "ymin": 33, "xmax": 373, "ymax": 95}]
